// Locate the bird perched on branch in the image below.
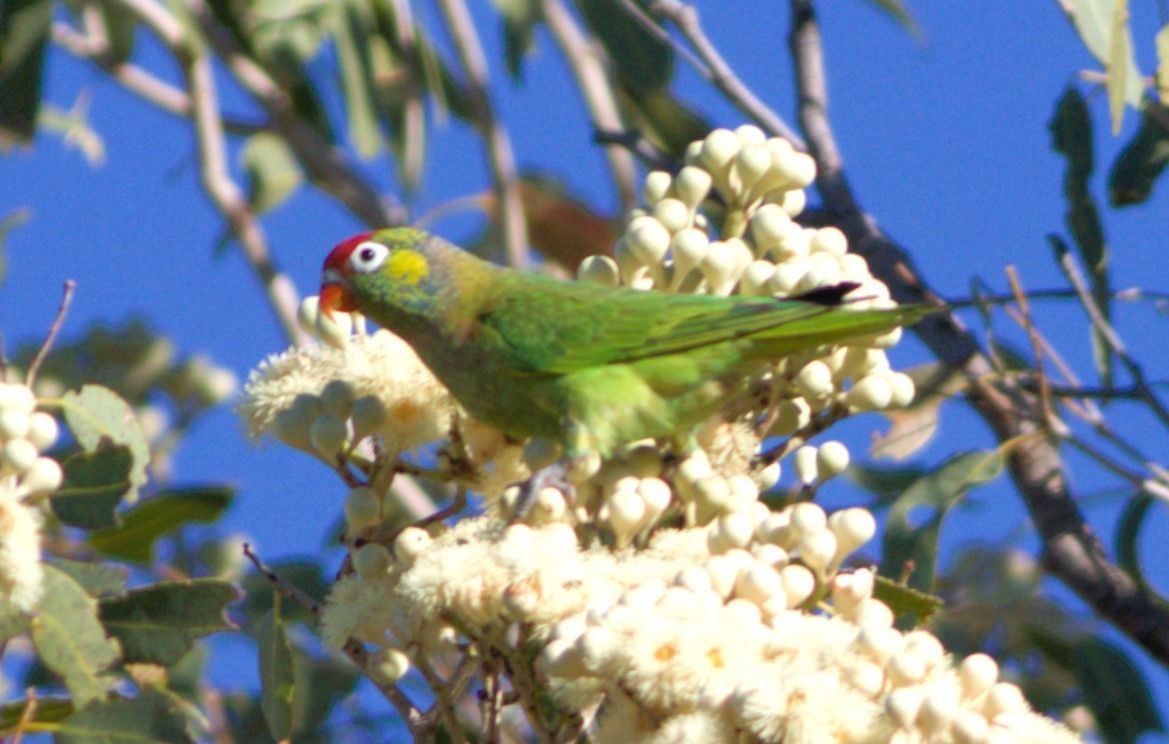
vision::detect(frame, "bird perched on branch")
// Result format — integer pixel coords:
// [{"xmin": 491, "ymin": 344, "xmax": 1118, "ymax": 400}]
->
[{"xmin": 320, "ymin": 227, "xmax": 923, "ymax": 461}]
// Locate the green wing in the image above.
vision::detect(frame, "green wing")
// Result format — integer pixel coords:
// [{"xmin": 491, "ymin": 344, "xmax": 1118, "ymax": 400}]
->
[{"xmin": 477, "ymin": 273, "xmax": 919, "ymax": 374}]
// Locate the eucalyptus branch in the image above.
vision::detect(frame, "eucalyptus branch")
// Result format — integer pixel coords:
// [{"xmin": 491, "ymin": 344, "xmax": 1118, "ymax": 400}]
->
[
  {"xmin": 435, "ymin": 0, "xmax": 529, "ymax": 268},
  {"xmin": 387, "ymin": 0, "xmax": 426, "ymax": 190},
  {"xmin": 788, "ymin": 0, "xmax": 1169, "ymax": 664},
  {"xmin": 26, "ymin": 280, "xmax": 75, "ymax": 387},
  {"xmin": 539, "ymin": 0, "xmax": 639, "ymax": 216},
  {"xmin": 593, "ymin": 129, "xmax": 675, "ymax": 171}
]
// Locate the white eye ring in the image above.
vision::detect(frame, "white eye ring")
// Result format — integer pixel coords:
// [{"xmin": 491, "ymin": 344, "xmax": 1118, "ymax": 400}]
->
[{"xmin": 349, "ymin": 241, "xmax": 389, "ymax": 274}]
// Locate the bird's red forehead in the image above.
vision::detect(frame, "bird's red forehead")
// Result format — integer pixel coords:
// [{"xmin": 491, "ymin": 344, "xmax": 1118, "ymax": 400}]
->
[{"xmin": 323, "ymin": 231, "xmax": 376, "ymax": 272}]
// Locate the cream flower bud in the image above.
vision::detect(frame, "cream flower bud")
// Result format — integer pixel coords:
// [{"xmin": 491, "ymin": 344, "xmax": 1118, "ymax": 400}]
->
[
  {"xmin": 344, "ymin": 487, "xmax": 381, "ymax": 532},
  {"xmin": 314, "ymin": 305, "xmax": 353, "ymax": 349},
  {"xmin": 675, "ymin": 565, "xmax": 714, "ymax": 594},
  {"xmin": 368, "ymin": 647, "xmax": 411, "ymax": 685},
  {"xmin": 708, "ymin": 512, "xmax": 755, "ymax": 553},
  {"xmin": 320, "ymin": 379, "xmax": 356, "ymax": 419},
  {"xmin": 620, "ymin": 579, "xmax": 667, "ymax": 611},
  {"xmin": 983, "ymin": 682, "xmax": 1027, "ymax": 718},
  {"xmin": 887, "ymin": 372, "xmax": 916, "ymax": 408},
  {"xmin": 903, "ymin": 631, "xmax": 945, "ymax": 669},
  {"xmin": 757, "ymin": 510, "xmax": 792, "ymax": 546},
  {"xmin": 683, "ymin": 140, "xmax": 703, "ymax": 164},
  {"xmin": 770, "ymin": 398, "xmax": 810, "ymax": 437},
  {"xmin": 609, "ymin": 487, "xmax": 646, "ymax": 546},
  {"xmin": 20, "ymin": 456, "xmax": 63, "ymax": 495},
  {"xmin": 829, "ymin": 508, "xmax": 877, "ymax": 561},
  {"xmin": 919, "ymin": 691, "xmax": 958, "ymax": 737},
  {"xmin": 2, "ymin": 438, "xmax": 38, "ymax": 475},
  {"xmin": 798, "ymin": 529, "xmax": 838, "ymax": 575},
  {"xmin": 0, "ymin": 384, "xmax": 35, "ymax": 414},
  {"xmin": 750, "ymin": 204, "xmax": 797, "ymax": 254},
  {"xmin": 951, "ymin": 711, "xmax": 990, "ymax": 744},
  {"xmin": 856, "ymin": 626, "xmax": 905, "ymax": 666},
  {"xmin": 394, "ymin": 526, "xmax": 431, "ymax": 564},
  {"xmin": 839, "ymin": 252, "xmax": 870, "ymax": 279},
  {"xmin": 790, "ymin": 502, "xmax": 827, "ymax": 534},
  {"xmin": 734, "ymin": 563, "xmax": 782, "ymax": 606},
  {"xmin": 643, "ymin": 170, "xmax": 673, "ymax": 205},
  {"xmin": 349, "ymin": 395, "xmax": 387, "ymax": 441},
  {"xmin": 739, "ymin": 260, "xmax": 777, "ymax": 296},
  {"xmin": 735, "ymin": 124, "xmax": 766, "ymax": 146},
  {"xmin": 734, "ymin": 145, "xmax": 773, "ymax": 194},
  {"xmin": 769, "ymin": 262, "xmax": 806, "ymax": 296},
  {"xmin": 673, "ymin": 166, "xmax": 713, "ymax": 207},
  {"xmin": 669, "ymin": 228, "xmax": 710, "ymax": 282},
  {"xmin": 751, "ymin": 542, "xmax": 789, "ymax": 569},
  {"xmin": 846, "ymin": 374, "xmax": 893, "ymax": 412},
  {"xmin": 852, "ymin": 598, "xmax": 895, "ymax": 628},
  {"xmin": 627, "ymin": 217, "xmax": 671, "ymax": 267},
  {"xmin": 781, "ymin": 188, "xmax": 806, "ymax": 217},
  {"xmin": 754, "ymin": 461, "xmax": 781, "ymax": 491},
  {"xmin": 796, "ymin": 360, "xmax": 833, "ymax": 398},
  {"xmin": 541, "ymin": 637, "xmax": 588, "ymax": 678},
  {"xmin": 887, "ymin": 650, "xmax": 928, "ymax": 687},
  {"xmin": 694, "ymin": 474, "xmax": 732, "ymax": 513},
  {"xmin": 886, "ymin": 687, "xmax": 925, "ymax": 730},
  {"xmin": 845, "ymin": 661, "xmax": 886, "ymax": 698},
  {"xmin": 793, "ymin": 446, "xmax": 819, "ymax": 485},
  {"xmin": 310, "ymin": 412, "xmax": 348, "ymax": 457},
  {"xmin": 613, "ymin": 237, "xmax": 644, "ymax": 282},
  {"xmin": 273, "ymin": 407, "xmax": 313, "ymax": 452},
  {"xmin": 699, "ymin": 129, "xmax": 741, "ymax": 174},
  {"xmin": 959, "ymin": 653, "xmax": 999, "ymax": 700},
  {"xmin": 815, "ymin": 441, "xmax": 850, "ymax": 482},
  {"xmin": 652, "ymin": 198, "xmax": 691, "ymax": 234},
  {"xmin": 704, "ymin": 555, "xmax": 739, "ymax": 598},
  {"xmin": 297, "ymin": 296, "xmax": 322, "ymax": 337},
  {"xmin": 353, "ymin": 542, "xmax": 392, "ymax": 579},
  {"xmin": 810, "ymin": 226, "xmax": 848, "ymax": 257},
  {"xmin": 578, "ymin": 255, "xmax": 621, "ymax": 286},
  {"xmin": 725, "ymin": 598, "xmax": 763, "ymax": 626},
  {"xmin": 699, "ymin": 241, "xmax": 739, "ymax": 293},
  {"xmin": 530, "ymin": 487, "xmax": 567, "ymax": 524},
  {"xmin": 779, "ymin": 564, "xmax": 815, "ymax": 607},
  {"xmin": 0, "ymin": 409, "xmax": 29, "ymax": 439}
]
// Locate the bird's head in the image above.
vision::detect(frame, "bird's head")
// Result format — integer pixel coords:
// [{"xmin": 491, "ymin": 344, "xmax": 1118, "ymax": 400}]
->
[{"xmin": 320, "ymin": 228, "xmax": 436, "ymax": 318}]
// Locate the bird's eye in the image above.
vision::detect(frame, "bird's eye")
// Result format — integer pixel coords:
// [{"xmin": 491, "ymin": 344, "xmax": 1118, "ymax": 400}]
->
[{"xmin": 349, "ymin": 241, "xmax": 388, "ymax": 274}]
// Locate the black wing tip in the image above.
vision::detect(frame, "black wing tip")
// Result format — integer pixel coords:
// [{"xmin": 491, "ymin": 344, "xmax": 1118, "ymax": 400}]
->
[{"xmin": 788, "ymin": 282, "xmax": 862, "ymax": 306}]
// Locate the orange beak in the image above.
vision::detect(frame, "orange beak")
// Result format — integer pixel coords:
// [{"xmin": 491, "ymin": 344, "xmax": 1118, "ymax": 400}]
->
[{"xmin": 320, "ymin": 279, "xmax": 357, "ymax": 318}]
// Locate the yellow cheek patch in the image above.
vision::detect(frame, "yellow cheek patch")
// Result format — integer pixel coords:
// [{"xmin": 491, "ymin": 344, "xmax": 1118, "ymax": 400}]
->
[{"xmin": 384, "ymin": 249, "xmax": 430, "ymax": 285}]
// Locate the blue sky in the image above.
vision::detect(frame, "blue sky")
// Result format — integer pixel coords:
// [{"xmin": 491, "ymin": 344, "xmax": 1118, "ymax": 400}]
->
[{"xmin": 3, "ymin": 0, "xmax": 1169, "ymax": 734}]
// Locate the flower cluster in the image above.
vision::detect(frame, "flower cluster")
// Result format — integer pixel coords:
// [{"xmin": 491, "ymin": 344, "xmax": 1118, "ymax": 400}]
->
[
  {"xmin": 237, "ymin": 128, "xmax": 1080, "ymax": 741},
  {"xmin": 0, "ymin": 382, "xmax": 62, "ymax": 611}
]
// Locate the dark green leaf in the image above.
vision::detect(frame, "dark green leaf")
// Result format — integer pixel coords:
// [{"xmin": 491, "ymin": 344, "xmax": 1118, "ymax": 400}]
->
[
  {"xmin": 289, "ymin": 648, "xmax": 360, "ymax": 739},
  {"xmin": 490, "ymin": 0, "xmax": 540, "ymax": 79},
  {"xmin": 89, "ymin": 487, "xmax": 234, "ymax": 564},
  {"xmin": 846, "ymin": 464, "xmax": 930, "ymax": 506},
  {"xmin": 32, "ymin": 566, "xmax": 120, "ymax": 706},
  {"xmin": 62, "ymin": 385, "xmax": 151, "ymax": 503},
  {"xmin": 99, "ymin": 580, "xmax": 238, "ymax": 666},
  {"xmin": 47, "ymin": 558, "xmax": 129, "ymax": 597},
  {"xmin": 881, "ymin": 450, "xmax": 1003, "ymax": 594},
  {"xmin": 1116, "ymin": 489, "xmax": 1160, "ymax": 599},
  {"xmin": 333, "ymin": 0, "xmax": 382, "ymax": 157},
  {"xmin": 1109, "ymin": 104, "xmax": 1169, "ymax": 207},
  {"xmin": 100, "ymin": 2, "xmax": 138, "ymax": 65},
  {"xmin": 0, "ymin": 697, "xmax": 73, "ymax": 734},
  {"xmin": 618, "ymin": 87, "xmax": 710, "ymax": 160},
  {"xmin": 872, "ymin": 574, "xmax": 944, "ymax": 625},
  {"xmin": 0, "ymin": 0, "xmax": 51, "ymax": 144},
  {"xmin": 577, "ymin": 0, "xmax": 672, "ymax": 92},
  {"xmin": 860, "ymin": 0, "xmax": 922, "ymax": 39},
  {"xmin": 166, "ymin": 645, "xmax": 208, "ymax": 704},
  {"xmin": 53, "ymin": 443, "xmax": 134, "ymax": 530},
  {"xmin": 56, "ymin": 688, "xmax": 193, "ymax": 744},
  {"xmin": 241, "ymin": 132, "xmax": 305, "ymax": 215},
  {"xmin": 1075, "ymin": 637, "xmax": 1165, "ymax": 742},
  {"xmin": 1051, "ymin": 86, "xmax": 1094, "ymax": 195},
  {"xmin": 257, "ymin": 605, "xmax": 294, "ymax": 741},
  {"xmin": 0, "ymin": 207, "xmax": 31, "ymax": 286}
]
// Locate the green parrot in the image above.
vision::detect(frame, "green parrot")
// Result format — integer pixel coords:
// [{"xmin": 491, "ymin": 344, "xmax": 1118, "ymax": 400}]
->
[{"xmin": 320, "ymin": 227, "xmax": 924, "ymax": 459}]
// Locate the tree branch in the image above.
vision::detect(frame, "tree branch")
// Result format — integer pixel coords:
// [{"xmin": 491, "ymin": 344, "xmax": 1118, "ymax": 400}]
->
[{"xmin": 789, "ymin": 0, "xmax": 1169, "ymax": 664}]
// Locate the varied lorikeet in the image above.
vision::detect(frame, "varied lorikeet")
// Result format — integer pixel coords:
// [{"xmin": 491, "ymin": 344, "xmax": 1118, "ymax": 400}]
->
[{"xmin": 320, "ymin": 228, "xmax": 923, "ymax": 458}]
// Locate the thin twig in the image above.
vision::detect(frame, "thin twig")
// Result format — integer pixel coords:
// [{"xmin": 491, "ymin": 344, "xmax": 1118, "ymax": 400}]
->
[
  {"xmin": 413, "ymin": 651, "xmax": 472, "ymax": 744},
  {"xmin": 539, "ymin": 0, "xmax": 639, "ymax": 217},
  {"xmin": 26, "ymin": 281, "xmax": 75, "ymax": 387},
  {"xmin": 242, "ymin": 543, "xmax": 322, "ymax": 614},
  {"xmin": 593, "ymin": 129, "xmax": 675, "ymax": 171},
  {"xmin": 435, "ymin": 0, "xmax": 529, "ymax": 268},
  {"xmin": 1006, "ymin": 267, "xmax": 1052, "ymax": 426}
]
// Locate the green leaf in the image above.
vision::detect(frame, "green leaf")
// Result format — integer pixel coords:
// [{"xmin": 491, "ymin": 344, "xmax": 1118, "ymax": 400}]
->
[
  {"xmin": 62, "ymin": 385, "xmax": 151, "ymax": 504},
  {"xmin": 1115, "ymin": 489, "xmax": 1162, "ymax": 600},
  {"xmin": 490, "ymin": 0, "xmax": 540, "ymax": 79},
  {"xmin": 53, "ymin": 443, "xmax": 134, "ymax": 530},
  {"xmin": 1106, "ymin": 0, "xmax": 1130, "ymax": 134},
  {"xmin": 618, "ymin": 86, "xmax": 710, "ymax": 161},
  {"xmin": 99, "ymin": 580, "xmax": 238, "ymax": 666},
  {"xmin": 289, "ymin": 649, "xmax": 360, "ymax": 738},
  {"xmin": 89, "ymin": 487, "xmax": 234, "ymax": 565},
  {"xmin": 860, "ymin": 0, "xmax": 922, "ymax": 39},
  {"xmin": 100, "ymin": 2, "xmax": 138, "ymax": 66},
  {"xmin": 47, "ymin": 558, "xmax": 129, "ymax": 597},
  {"xmin": 1074, "ymin": 637, "xmax": 1165, "ymax": 742},
  {"xmin": 846, "ymin": 464, "xmax": 930, "ymax": 506},
  {"xmin": 871, "ymin": 361, "xmax": 969, "ymax": 461},
  {"xmin": 1051, "ymin": 87, "xmax": 1095, "ymax": 192},
  {"xmin": 332, "ymin": 0, "xmax": 382, "ymax": 157},
  {"xmin": 56, "ymin": 688, "xmax": 193, "ymax": 743},
  {"xmin": 0, "ymin": 0, "xmax": 52, "ymax": 144},
  {"xmin": 1060, "ymin": 0, "xmax": 1143, "ymax": 107},
  {"xmin": 242, "ymin": 559, "xmax": 329, "ymax": 625},
  {"xmin": 881, "ymin": 450, "xmax": 1003, "ymax": 594},
  {"xmin": 241, "ymin": 132, "xmax": 304, "ymax": 215},
  {"xmin": 0, "ymin": 598, "xmax": 30, "ymax": 644},
  {"xmin": 577, "ymin": 0, "xmax": 672, "ymax": 92},
  {"xmin": 0, "ymin": 697, "xmax": 73, "ymax": 734},
  {"xmin": 1109, "ymin": 104, "xmax": 1169, "ymax": 207},
  {"xmin": 872, "ymin": 574, "xmax": 944, "ymax": 625},
  {"xmin": 257, "ymin": 604, "xmax": 294, "ymax": 741},
  {"xmin": 32, "ymin": 566, "xmax": 121, "ymax": 707}
]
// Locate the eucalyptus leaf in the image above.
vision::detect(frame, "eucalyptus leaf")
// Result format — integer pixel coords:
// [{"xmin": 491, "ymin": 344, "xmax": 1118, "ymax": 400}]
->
[
  {"xmin": 47, "ymin": 557, "xmax": 129, "ymax": 597},
  {"xmin": 0, "ymin": 697, "xmax": 73, "ymax": 734},
  {"xmin": 53, "ymin": 443, "xmax": 134, "ymax": 530},
  {"xmin": 99, "ymin": 579, "xmax": 239, "ymax": 666},
  {"xmin": 62, "ymin": 385, "xmax": 151, "ymax": 505},
  {"xmin": 257, "ymin": 605, "xmax": 294, "ymax": 741},
  {"xmin": 56, "ymin": 688, "xmax": 192, "ymax": 744},
  {"xmin": 242, "ymin": 132, "xmax": 304, "ymax": 215},
  {"xmin": 1060, "ymin": 0, "xmax": 1143, "ymax": 107},
  {"xmin": 0, "ymin": 0, "xmax": 52, "ymax": 143},
  {"xmin": 1075, "ymin": 637, "xmax": 1165, "ymax": 742},
  {"xmin": 1109, "ymin": 105, "xmax": 1169, "ymax": 207},
  {"xmin": 577, "ymin": 0, "xmax": 672, "ymax": 93},
  {"xmin": 89, "ymin": 487, "xmax": 234, "ymax": 564},
  {"xmin": 32, "ymin": 566, "xmax": 121, "ymax": 707}
]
